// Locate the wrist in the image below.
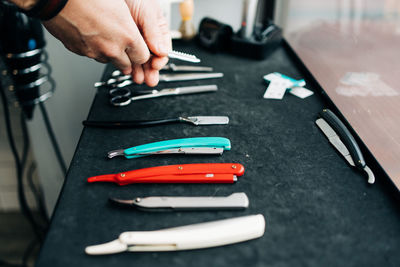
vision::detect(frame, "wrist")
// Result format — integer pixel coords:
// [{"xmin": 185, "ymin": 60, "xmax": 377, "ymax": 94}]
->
[
  {"xmin": 7, "ymin": 0, "xmax": 39, "ymax": 10},
  {"xmin": 19, "ymin": 0, "xmax": 69, "ymax": 20}
]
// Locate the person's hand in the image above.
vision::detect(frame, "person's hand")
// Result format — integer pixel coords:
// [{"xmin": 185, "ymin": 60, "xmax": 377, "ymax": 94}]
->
[
  {"xmin": 42, "ymin": 0, "xmax": 171, "ymax": 86},
  {"xmin": 124, "ymin": 0, "xmax": 172, "ymax": 86}
]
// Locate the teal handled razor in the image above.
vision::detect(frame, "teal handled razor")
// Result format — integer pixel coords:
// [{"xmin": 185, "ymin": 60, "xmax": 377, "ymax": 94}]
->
[{"xmin": 107, "ymin": 137, "xmax": 231, "ymax": 159}]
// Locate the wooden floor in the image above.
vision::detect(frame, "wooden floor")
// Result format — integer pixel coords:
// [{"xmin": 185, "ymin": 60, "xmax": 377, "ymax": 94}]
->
[{"xmin": 0, "ymin": 212, "xmax": 41, "ymax": 267}]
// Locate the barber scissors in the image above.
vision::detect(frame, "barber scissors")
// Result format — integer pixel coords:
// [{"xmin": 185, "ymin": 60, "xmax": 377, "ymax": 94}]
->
[{"xmin": 109, "ymin": 84, "xmax": 218, "ymax": 106}]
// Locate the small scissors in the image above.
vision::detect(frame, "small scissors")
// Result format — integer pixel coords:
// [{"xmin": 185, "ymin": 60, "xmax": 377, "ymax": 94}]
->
[{"xmin": 108, "ymin": 84, "xmax": 218, "ymax": 107}]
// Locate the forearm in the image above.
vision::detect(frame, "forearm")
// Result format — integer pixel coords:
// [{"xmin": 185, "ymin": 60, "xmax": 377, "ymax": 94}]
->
[{"xmin": 6, "ymin": 0, "xmax": 39, "ymax": 10}]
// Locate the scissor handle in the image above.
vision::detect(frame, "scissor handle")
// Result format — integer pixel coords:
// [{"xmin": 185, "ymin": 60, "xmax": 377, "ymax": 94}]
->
[
  {"xmin": 110, "ymin": 96, "xmax": 132, "ymax": 106},
  {"xmin": 175, "ymin": 84, "xmax": 218, "ymax": 94},
  {"xmin": 110, "ymin": 93, "xmax": 156, "ymax": 107},
  {"xmin": 109, "ymin": 87, "xmax": 132, "ymax": 106},
  {"xmin": 109, "ymin": 88, "xmax": 156, "ymax": 98},
  {"xmin": 109, "ymin": 88, "xmax": 130, "ymax": 98}
]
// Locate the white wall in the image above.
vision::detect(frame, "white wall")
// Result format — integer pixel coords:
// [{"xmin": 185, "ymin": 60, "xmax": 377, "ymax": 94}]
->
[
  {"xmin": 170, "ymin": 0, "xmax": 243, "ymax": 32},
  {"xmin": 26, "ymin": 0, "xmax": 243, "ymax": 215}
]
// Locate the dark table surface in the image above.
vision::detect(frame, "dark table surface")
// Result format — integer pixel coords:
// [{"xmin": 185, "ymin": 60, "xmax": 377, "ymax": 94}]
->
[{"xmin": 36, "ymin": 42, "xmax": 400, "ymax": 267}]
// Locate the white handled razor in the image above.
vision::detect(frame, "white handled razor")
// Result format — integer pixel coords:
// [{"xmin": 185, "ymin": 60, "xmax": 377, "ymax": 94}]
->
[{"xmin": 85, "ymin": 214, "xmax": 265, "ymax": 255}]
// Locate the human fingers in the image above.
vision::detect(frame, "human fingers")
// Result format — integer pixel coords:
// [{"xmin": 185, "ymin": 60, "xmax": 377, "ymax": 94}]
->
[
  {"xmin": 151, "ymin": 56, "xmax": 169, "ymax": 71},
  {"xmin": 143, "ymin": 60, "xmax": 160, "ymax": 87},
  {"xmin": 154, "ymin": 8, "xmax": 172, "ymax": 55},
  {"xmin": 109, "ymin": 51, "xmax": 132, "ymax": 75},
  {"xmin": 131, "ymin": 63, "xmax": 145, "ymax": 84},
  {"xmin": 124, "ymin": 31, "xmax": 150, "ymax": 65},
  {"xmin": 127, "ymin": 0, "xmax": 172, "ymax": 57}
]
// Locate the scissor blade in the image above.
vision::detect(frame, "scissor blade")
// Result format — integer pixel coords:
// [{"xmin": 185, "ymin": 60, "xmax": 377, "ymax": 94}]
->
[
  {"xmin": 173, "ymin": 84, "xmax": 218, "ymax": 95},
  {"xmin": 186, "ymin": 116, "xmax": 229, "ymax": 125},
  {"xmin": 159, "ymin": 73, "xmax": 223, "ymax": 82}
]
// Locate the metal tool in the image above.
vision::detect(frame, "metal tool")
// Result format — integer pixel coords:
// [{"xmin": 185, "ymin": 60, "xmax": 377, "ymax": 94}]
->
[
  {"xmin": 241, "ymin": 0, "xmax": 259, "ymax": 38},
  {"xmin": 110, "ymin": 192, "xmax": 249, "ymax": 211},
  {"xmin": 162, "ymin": 63, "xmax": 213, "ymax": 72},
  {"xmin": 167, "ymin": 50, "xmax": 200, "ymax": 63},
  {"xmin": 94, "ymin": 75, "xmax": 131, "ymax": 88},
  {"xmin": 316, "ymin": 109, "xmax": 375, "ymax": 184},
  {"xmin": 87, "ymin": 163, "xmax": 245, "ymax": 185},
  {"xmin": 100, "ymin": 65, "xmax": 214, "ymax": 87},
  {"xmin": 159, "ymin": 72, "xmax": 223, "ymax": 82},
  {"xmin": 149, "ymin": 50, "xmax": 200, "ymax": 63},
  {"xmin": 85, "ymin": 214, "xmax": 265, "ymax": 254},
  {"xmin": 82, "ymin": 116, "xmax": 229, "ymax": 128},
  {"xmin": 109, "ymin": 84, "xmax": 218, "ymax": 107},
  {"xmin": 101, "ymin": 72, "xmax": 223, "ymax": 89},
  {"xmin": 107, "ymin": 137, "xmax": 231, "ymax": 159},
  {"xmin": 110, "ymin": 64, "xmax": 213, "ymax": 78}
]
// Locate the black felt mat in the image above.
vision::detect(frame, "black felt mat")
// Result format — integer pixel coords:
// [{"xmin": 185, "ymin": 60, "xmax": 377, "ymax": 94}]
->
[{"xmin": 36, "ymin": 43, "xmax": 400, "ymax": 267}]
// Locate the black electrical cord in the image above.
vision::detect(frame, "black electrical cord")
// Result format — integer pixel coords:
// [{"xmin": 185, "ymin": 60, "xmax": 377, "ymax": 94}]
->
[
  {"xmin": 20, "ymin": 108, "xmax": 49, "ymax": 224},
  {"xmin": 20, "ymin": 112, "xmax": 29, "ymax": 172},
  {"xmin": 27, "ymin": 162, "xmax": 49, "ymax": 224},
  {"xmin": 20, "ymin": 111, "xmax": 48, "ymax": 224},
  {"xmin": 0, "ymin": 88, "xmax": 48, "ymax": 267},
  {"xmin": 0, "ymin": 238, "xmax": 37, "ymax": 267},
  {"xmin": 22, "ymin": 237, "xmax": 39, "ymax": 267},
  {"xmin": 19, "ymin": 101, "xmax": 49, "ymax": 266},
  {"xmin": 0, "ymin": 113, "xmax": 49, "ymax": 267},
  {"xmin": 0, "ymin": 237, "xmax": 37, "ymax": 267},
  {"xmin": 0, "ymin": 84, "xmax": 45, "ymax": 241},
  {"xmin": 0, "ymin": 6, "xmax": 58, "ymax": 265},
  {"xmin": 38, "ymin": 101, "xmax": 67, "ymax": 176}
]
